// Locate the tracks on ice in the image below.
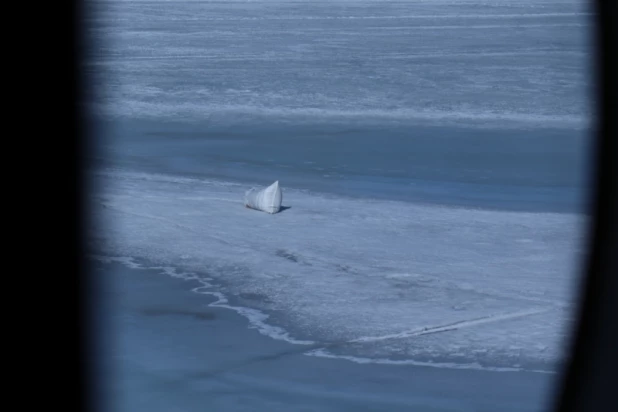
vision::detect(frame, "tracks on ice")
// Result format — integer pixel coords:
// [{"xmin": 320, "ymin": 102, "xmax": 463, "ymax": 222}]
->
[{"xmin": 348, "ymin": 308, "xmax": 552, "ymax": 344}]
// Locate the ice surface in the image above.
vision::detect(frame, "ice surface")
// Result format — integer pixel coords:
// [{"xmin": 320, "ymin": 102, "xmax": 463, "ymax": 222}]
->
[
  {"xmin": 87, "ymin": 0, "xmax": 592, "ymax": 129},
  {"xmin": 91, "ymin": 169, "xmax": 585, "ymax": 371},
  {"xmin": 86, "ymin": 0, "xmax": 590, "ymax": 372},
  {"xmin": 97, "ymin": 256, "xmax": 557, "ymax": 412}
]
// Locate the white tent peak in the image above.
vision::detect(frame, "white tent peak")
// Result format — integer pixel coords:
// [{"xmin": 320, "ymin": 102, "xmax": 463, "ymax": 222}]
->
[{"xmin": 244, "ymin": 180, "xmax": 283, "ymax": 214}]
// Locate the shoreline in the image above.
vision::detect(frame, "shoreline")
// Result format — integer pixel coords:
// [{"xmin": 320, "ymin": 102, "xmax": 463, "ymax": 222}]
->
[
  {"xmin": 93, "ymin": 254, "xmax": 561, "ymax": 374},
  {"xmin": 93, "ymin": 256, "xmax": 558, "ymax": 411}
]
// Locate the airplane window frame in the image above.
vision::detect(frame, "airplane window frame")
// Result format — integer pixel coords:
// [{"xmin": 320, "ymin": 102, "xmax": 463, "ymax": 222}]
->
[
  {"xmin": 74, "ymin": 1, "xmax": 617, "ymax": 411},
  {"xmin": 552, "ymin": 1, "xmax": 617, "ymax": 411}
]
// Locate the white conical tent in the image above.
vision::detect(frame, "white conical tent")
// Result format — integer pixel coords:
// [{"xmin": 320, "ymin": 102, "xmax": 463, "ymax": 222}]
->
[{"xmin": 244, "ymin": 181, "xmax": 283, "ymax": 214}]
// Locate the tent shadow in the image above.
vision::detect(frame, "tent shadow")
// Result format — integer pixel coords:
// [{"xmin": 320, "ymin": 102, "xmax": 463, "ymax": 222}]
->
[{"xmin": 279, "ymin": 206, "xmax": 292, "ymax": 213}]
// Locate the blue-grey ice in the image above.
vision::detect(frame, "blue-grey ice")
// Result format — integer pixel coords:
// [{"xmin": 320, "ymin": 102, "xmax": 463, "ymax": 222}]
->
[{"xmin": 88, "ymin": 0, "xmax": 591, "ymax": 380}]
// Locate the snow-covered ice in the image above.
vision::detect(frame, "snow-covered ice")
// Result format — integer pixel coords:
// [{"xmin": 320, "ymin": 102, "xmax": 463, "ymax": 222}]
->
[{"xmin": 91, "ymin": 169, "xmax": 585, "ymax": 371}]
